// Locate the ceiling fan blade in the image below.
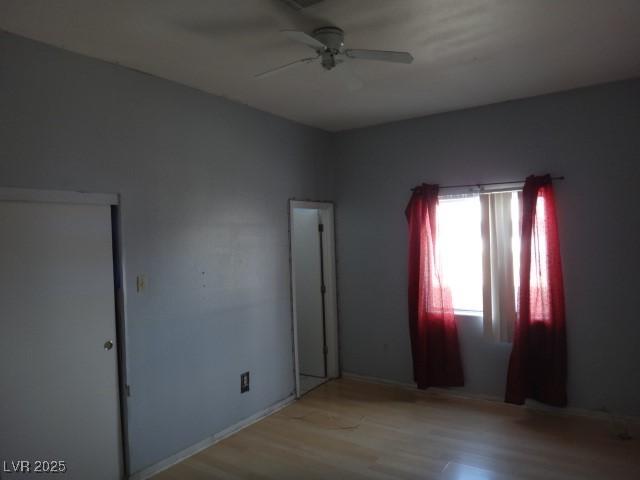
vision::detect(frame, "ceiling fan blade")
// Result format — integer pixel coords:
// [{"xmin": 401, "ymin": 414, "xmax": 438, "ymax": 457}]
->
[
  {"xmin": 282, "ymin": 30, "xmax": 326, "ymax": 50},
  {"xmin": 255, "ymin": 55, "xmax": 319, "ymax": 78},
  {"xmin": 344, "ymin": 49, "xmax": 414, "ymax": 64}
]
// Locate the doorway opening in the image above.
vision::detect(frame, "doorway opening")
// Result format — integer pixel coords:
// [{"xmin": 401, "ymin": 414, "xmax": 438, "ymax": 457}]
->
[{"xmin": 289, "ymin": 200, "xmax": 339, "ymax": 397}]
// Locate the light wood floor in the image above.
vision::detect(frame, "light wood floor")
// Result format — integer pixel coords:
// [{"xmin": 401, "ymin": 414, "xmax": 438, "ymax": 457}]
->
[{"xmin": 154, "ymin": 378, "xmax": 639, "ymax": 480}]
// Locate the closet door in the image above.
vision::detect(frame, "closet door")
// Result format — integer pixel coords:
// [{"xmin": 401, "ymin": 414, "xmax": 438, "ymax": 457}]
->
[{"xmin": 0, "ymin": 200, "xmax": 122, "ymax": 479}]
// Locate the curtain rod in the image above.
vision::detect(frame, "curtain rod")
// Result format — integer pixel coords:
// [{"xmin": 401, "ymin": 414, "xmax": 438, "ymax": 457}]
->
[{"xmin": 411, "ymin": 176, "xmax": 565, "ymax": 191}]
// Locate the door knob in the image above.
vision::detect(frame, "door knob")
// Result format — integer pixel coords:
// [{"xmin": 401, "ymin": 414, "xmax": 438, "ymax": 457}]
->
[{"xmin": 104, "ymin": 340, "xmax": 114, "ymax": 351}]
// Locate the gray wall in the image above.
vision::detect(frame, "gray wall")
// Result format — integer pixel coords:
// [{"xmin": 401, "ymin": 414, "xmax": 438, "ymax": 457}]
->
[
  {"xmin": 0, "ymin": 32, "xmax": 330, "ymax": 474},
  {"xmin": 332, "ymin": 78, "xmax": 640, "ymax": 416}
]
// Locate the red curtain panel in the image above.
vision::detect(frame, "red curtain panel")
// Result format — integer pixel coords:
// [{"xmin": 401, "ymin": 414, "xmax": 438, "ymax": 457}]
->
[
  {"xmin": 506, "ymin": 175, "xmax": 567, "ymax": 406},
  {"xmin": 405, "ymin": 184, "xmax": 464, "ymax": 388}
]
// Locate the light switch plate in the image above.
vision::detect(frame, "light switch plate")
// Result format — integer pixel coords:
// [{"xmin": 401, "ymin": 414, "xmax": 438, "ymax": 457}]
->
[{"xmin": 136, "ymin": 274, "xmax": 145, "ymax": 293}]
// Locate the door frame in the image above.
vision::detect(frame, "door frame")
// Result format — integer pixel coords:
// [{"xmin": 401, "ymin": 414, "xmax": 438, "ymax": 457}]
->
[
  {"xmin": 288, "ymin": 200, "xmax": 340, "ymax": 398},
  {"xmin": 0, "ymin": 186, "xmax": 130, "ymax": 478}
]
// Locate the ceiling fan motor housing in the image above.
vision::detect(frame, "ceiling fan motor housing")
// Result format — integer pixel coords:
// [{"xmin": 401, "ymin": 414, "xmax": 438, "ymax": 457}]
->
[{"xmin": 313, "ymin": 26, "xmax": 344, "ymax": 70}]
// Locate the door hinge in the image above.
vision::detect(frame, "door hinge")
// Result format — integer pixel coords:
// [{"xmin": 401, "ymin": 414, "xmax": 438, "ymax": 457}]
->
[
  {"xmin": 125, "ymin": 384, "xmax": 131, "ymax": 397},
  {"xmin": 318, "ymin": 223, "xmax": 324, "ymax": 232},
  {"xmin": 323, "ymin": 345, "xmax": 329, "ymax": 355},
  {"xmin": 321, "ymin": 284, "xmax": 326, "ymax": 294}
]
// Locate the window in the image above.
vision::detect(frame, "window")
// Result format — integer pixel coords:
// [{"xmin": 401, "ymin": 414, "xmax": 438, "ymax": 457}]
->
[
  {"xmin": 438, "ymin": 191, "xmax": 521, "ymax": 316},
  {"xmin": 438, "ymin": 195, "xmax": 483, "ymax": 313}
]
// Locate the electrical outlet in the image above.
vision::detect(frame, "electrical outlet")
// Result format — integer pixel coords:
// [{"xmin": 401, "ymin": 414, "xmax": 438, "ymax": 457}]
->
[{"xmin": 240, "ymin": 371, "xmax": 250, "ymax": 393}]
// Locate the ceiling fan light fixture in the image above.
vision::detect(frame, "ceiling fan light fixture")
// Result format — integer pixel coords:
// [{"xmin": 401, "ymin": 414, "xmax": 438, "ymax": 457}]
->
[{"xmin": 321, "ymin": 51, "xmax": 337, "ymax": 70}]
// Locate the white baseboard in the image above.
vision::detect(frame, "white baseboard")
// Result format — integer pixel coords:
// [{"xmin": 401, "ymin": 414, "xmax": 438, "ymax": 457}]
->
[
  {"xmin": 129, "ymin": 394, "xmax": 296, "ymax": 480},
  {"xmin": 341, "ymin": 372, "xmax": 640, "ymax": 425}
]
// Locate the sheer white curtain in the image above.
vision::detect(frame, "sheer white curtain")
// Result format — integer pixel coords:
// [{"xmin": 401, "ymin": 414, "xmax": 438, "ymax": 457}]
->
[{"xmin": 481, "ymin": 192, "xmax": 517, "ymax": 342}]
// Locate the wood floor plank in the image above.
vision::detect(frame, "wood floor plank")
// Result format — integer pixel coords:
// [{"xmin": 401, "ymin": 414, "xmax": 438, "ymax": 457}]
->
[{"xmin": 153, "ymin": 378, "xmax": 639, "ymax": 479}]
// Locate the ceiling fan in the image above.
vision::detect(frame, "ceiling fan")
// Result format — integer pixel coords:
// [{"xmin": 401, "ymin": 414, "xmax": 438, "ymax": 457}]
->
[{"xmin": 255, "ymin": 26, "xmax": 414, "ymax": 79}]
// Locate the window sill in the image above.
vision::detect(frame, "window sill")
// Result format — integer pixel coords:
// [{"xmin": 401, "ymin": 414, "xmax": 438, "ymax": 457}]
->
[{"xmin": 454, "ymin": 310, "xmax": 482, "ymax": 319}]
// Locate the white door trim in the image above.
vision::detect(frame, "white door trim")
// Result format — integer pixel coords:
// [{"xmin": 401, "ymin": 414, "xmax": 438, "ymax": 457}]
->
[
  {"xmin": 289, "ymin": 200, "xmax": 340, "ymax": 399},
  {"xmin": 0, "ymin": 187, "xmax": 119, "ymax": 205}
]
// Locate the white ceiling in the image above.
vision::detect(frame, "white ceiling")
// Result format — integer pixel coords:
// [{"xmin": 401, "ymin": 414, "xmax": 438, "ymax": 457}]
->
[{"xmin": 1, "ymin": 0, "xmax": 640, "ymax": 131}]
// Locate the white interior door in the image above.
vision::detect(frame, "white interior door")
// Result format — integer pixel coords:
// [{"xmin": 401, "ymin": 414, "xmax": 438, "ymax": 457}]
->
[
  {"xmin": 292, "ymin": 208, "xmax": 326, "ymax": 378},
  {"xmin": 0, "ymin": 200, "xmax": 122, "ymax": 480}
]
